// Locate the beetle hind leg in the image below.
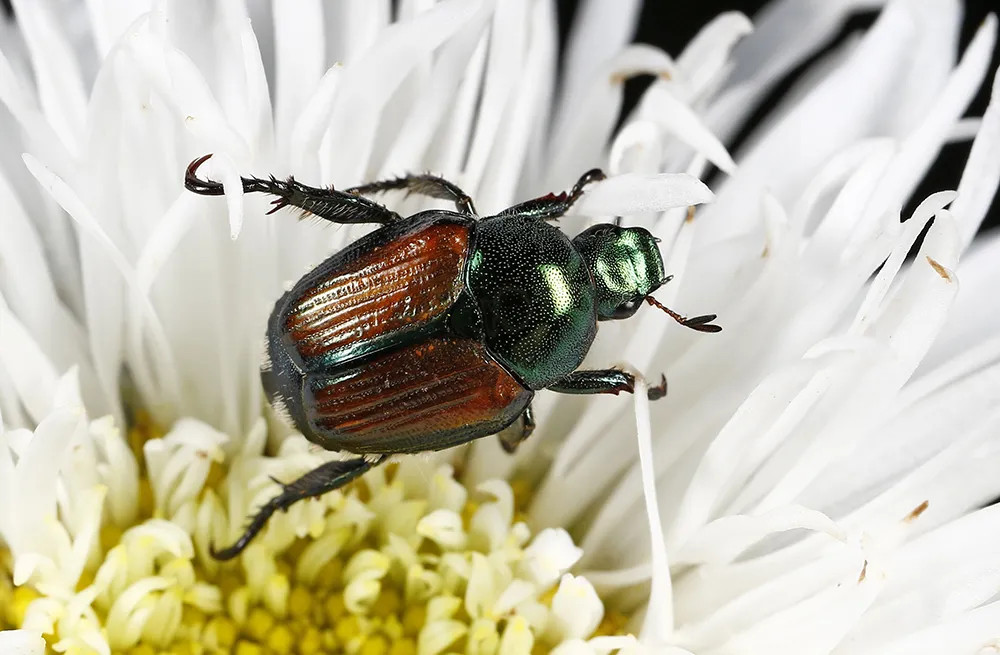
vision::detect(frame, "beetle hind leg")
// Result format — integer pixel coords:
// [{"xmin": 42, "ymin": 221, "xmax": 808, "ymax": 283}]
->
[
  {"xmin": 185, "ymin": 154, "xmax": 401, "ymax": 225},
  {"xmin": 210, "ymin": 454, "xmax": 388, "ymax": 561},
  {"xmin": 347, "ymin": 174, "xmax": 477, "ymax": 216}
]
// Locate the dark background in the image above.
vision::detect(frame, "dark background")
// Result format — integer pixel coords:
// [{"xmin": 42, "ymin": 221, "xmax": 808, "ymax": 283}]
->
[{"xmin": 556, "ymin": 0, "xmax": 1000, "ymax": 234}]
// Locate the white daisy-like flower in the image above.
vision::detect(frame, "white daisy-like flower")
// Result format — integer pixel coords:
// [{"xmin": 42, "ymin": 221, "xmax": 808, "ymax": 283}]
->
[{"xmin": 1, "ymin": 1, "xmax": 999, "ymax": 654}]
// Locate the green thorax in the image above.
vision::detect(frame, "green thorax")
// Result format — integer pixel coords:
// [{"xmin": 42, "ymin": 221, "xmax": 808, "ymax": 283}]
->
[{"xmin": 464, "ymin": 216, "xmax": 597, "ymax": 389}]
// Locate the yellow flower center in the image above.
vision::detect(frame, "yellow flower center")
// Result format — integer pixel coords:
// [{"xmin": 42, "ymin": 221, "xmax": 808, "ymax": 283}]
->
[{"xmin": 1, "ymin": 417, "xmax": 628, "ymax": 655}]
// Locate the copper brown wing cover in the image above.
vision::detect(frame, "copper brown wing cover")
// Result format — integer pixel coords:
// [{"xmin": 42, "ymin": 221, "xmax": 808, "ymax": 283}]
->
[
  {"xmin": 304, "ymin": 337, "xmax": 533, "ymax": 453},
  {"xmin": 279, "ymin": 220, "xmax": 470, "ymax": 369}
]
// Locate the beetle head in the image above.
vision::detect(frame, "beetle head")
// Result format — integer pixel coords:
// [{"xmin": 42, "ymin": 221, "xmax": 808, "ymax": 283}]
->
[{"xmin": 572, "ymin": 224, "xmax": 666, "ymax": 321}]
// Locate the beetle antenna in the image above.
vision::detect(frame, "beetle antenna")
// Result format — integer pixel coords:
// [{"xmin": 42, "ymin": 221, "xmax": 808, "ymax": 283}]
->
[{"xmin": 645, "ymin": 296, "xmax": 722, "ymax": 333}]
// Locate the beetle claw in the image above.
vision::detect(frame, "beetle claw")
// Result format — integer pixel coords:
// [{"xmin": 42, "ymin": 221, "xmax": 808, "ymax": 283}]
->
[
  {"xmin": 647, "ymin": 373, "xmax": 668, "ymax": 401},
  {"xmin": 265, "ymin": 198, "xmax": 289, "ymax": 215},
  {"xmin": 184, "ymin": 154, "xmax": 224, "ymax": 195}
]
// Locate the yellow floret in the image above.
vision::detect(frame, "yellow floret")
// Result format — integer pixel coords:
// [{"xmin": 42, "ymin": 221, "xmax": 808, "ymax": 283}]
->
[
  {"xmin": 388, "ymin": 638, "xmax": 417, "ymax": 655},
  {"xmin": 289, "ymin": 584, "xmax": 313, "ymax": 619},
  {"xmin": 299, "ymin": 626, "xmax": 326, "ymax": 655},
  {"xmin": 234, "ymin": 640, "xmax": 264, "ymax": 655},
  {"xmin": 11, "ymin": 585, "xmax": 40, "ymax": 625},
  {"xmin": 316, "ymin": 557, "xmax": 344, "ymax": 589},
  {"xmin": 265, "ymin": 623, "xmax": 295, "ymax": 654},
  {"xmin": 326, "ymin": 593, "xmax": 348, "ymax": 624},
  {"xmin": 372, "ymin": 588, "xmax": 402, "ymax": 618},
  {"xmin": 204, "ymin": 616, "xmax": 238, "ymax": 649},
  {"xmin": 335, "ymin": 614, "xmax": 363, "ymax": 643},
  {"xmin": 360, "ymin": 634, "xmax": 389, "ymax": 655},
  {"xmin": 242, "ymin": 606, "xmax": 276, "ymax": 642},
  {"xmin": 402, "ymin": 604, "xmax": 425, "ymax": 637}
]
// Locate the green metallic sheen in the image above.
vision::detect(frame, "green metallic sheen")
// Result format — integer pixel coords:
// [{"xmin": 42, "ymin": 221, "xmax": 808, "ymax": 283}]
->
[
  {"xmin": 466, "ymin": 215, "xmax": 598, "ymax": 389},
  {"xmin": 571, "ymin": 225, "xmax": 666, "ymax": 320}
]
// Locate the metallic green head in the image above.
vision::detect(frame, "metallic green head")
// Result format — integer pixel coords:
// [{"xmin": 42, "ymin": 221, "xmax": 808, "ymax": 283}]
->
[{"xmin": 572, "ymin": 224, "xmax": 667, "ymax": 321}]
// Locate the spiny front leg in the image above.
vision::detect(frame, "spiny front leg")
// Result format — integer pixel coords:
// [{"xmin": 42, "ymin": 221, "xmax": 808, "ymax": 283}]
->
[
  {"xmin": 185, "ymin": 154, "xmax": 401, "ymax": 225},
  {"xmin": 211, "ymin": 455, "xmax": 387, "ymax": 561},
  {"xmin": 493, "ymin": 168, "xmax": 606, "ymax": 221},
  {"xmin": 547, "ymin": 369, "xmax": 667, "ymax": 400}
]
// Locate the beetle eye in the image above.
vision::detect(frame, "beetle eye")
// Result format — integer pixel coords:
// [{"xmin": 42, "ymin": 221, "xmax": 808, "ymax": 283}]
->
[{"xmin": 609, "ymin": 296, "xmax": 643, "ymax": 320}]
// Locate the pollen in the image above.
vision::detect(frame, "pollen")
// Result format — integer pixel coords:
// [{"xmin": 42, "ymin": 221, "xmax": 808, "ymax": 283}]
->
[{"xmin": 0, "ymin": 423, "xmax": 628, "ymax": 654}]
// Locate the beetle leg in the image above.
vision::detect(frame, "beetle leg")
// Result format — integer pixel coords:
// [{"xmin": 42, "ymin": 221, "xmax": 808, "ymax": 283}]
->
[
  {"xmin": 185, "ymin": 154, "xmax": 401, "ymax": 225},
  {"xmin": 492, "ymin": 168, "xmax": 606, "ymax": 221},
  {"xmin": 547, "ymin": 369, "xmax": 667, "ymax": 401},
  {"xmin": 497, "ymin": 403, "xmax": 535, "ymax": 454},
  {"xmin": 210, "ymin": 455, "xmax": 387, "ymax": 561},
  {"xmin": 346, "ymin": 174, "xmax": 477, "ymax": 216}
]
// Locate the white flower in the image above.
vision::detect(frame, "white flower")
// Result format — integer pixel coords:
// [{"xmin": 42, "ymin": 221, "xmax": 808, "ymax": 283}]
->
[{"xmin": 0, "ymin": 1, "xmax": 999, "ymax": 654}]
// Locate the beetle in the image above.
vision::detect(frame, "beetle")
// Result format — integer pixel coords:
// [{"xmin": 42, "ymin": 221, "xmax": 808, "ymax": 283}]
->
[{"xmin": 185, "ymin": 154, "xmax": 719, "ymax": 559}]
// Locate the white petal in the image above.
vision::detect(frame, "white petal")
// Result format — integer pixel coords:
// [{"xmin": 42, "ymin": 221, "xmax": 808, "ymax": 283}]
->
[
  {"xmin": 573, "ymin": 173, "xmax": 713, "ymax": 216},
  {"xmin": 952, "ymin": 64, "xmax": 1000, "ymax": 250},
  {"xmin": 632, "ymin": 381, "xmax": 673, "ymax": 642},
  {"xmin": 675, "ymin": 12, "xmax": 753, "ymax": 100},
  {"xmin": 674, "ymin": 505, "xmax": 845, "ymax": 566},
  {"xmin": 418, "ymin": 619, "xmax": 467, "ymax": 655},
  {"xmin": 554, "ymin": 0, "xmax": 642, "ymax": 140},
  {"xmin": 9, "ymin": 0, "xmax": 88, "ymax": 153},
  {"xmin": 522, "ymin": 528, "xmax": 583, "ymax": 587},
  {"xmin": 497, "ymin": 615, "xmax": 534, "ymax": 655},
  {"xmin": 637, "ymin": 83, "xmax": 736, "ymax": 175},
  {"xmin": 547, "ymin": 574, "xmax": 604, "ymax": 641},
  {"xmin": 417, "ymin": 509, "xmax": 467, "ymax": 550},
  {"xmin": 0, "ymin": 630, "xmax": 46, "ymax": 655},
  {"xmin": 0, "ymin": 294, "xmax": 60, "ymax": 423}
]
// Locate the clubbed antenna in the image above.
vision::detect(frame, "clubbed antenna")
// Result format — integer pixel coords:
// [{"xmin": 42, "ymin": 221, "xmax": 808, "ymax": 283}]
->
[{"xmin": 645, "ymin": 295, "xmax": 722, "ymax": 333}]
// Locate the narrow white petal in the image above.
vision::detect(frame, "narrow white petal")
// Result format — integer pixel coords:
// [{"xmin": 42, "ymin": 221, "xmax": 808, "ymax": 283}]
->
[
  {"xmin": 9, "ymin": 0, "xmax": 88, "ymax": 153},
  {"xmin": 463, "ymin": 0, "xmax": 531, "ymax": 195},
  {"xmin": 860, "ymin": 15, "xmax": 997, "ymax": 226},
  {"xmin": 952, "ymin": 64, "xmax": 1000, "ymax": 250},
  {"xmin": 547, "ymin": 45, "xmax": 676, "ymax": 190},
  {"xmin": 633, "ymin": 380, "xmax": 673, "ymax": 641},
  {"xmin": 638, "ymin": 83, "xmax": 736, "ymax": 175},
  {"xmin": 83, "ymin": 0, "xmax": 151, "ymax": 58},
  {"xmin": 321, "ymin": 0, "xmax": 486, "ymax": 185},
  {"xmin": 555, "ymin": 0, "xmax": 642, "ymax": 139},
  {"xmin": 702, "ymin": 0, "xmax": 966, "ymax": 244},
  {"xmin": 270, "ymin": 0, "xmax": 325, "ymax": 161},
  {"xmin": 674, "ymin": 505, "xmax": 844, "ymax": 566},
  {"xmin": 573, "ymin": 173, "xmax": 713, "ymax": 216},
  {"xmin": 21, "ymin": 154, "xmax": 181, "ymax": 412},
  {"xmin": 0, "ymin": 295, "xmax": 59, "ymax": 423},
  {"xmin": 707, "ymin": 0, "xmax": 891, "ymax": 140},
  {"xmin": 675, "ymin": 12, "xmax": 753, "ymax": 100}
]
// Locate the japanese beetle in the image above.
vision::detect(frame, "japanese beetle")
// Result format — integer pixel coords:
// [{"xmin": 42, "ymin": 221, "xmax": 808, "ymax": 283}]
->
[{"xmin": 185, "ymin": 154, "xmax": 719, "ymax": 559}]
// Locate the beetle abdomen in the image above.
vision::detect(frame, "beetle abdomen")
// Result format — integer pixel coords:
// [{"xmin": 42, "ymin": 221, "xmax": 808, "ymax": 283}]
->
[
  {"xmin": 302, "ymin": 337, "xmax": 532, "ymax": 454},
  {"xmin": 280, "ymin": 219, "xmax": 470, "ymax": 369}
]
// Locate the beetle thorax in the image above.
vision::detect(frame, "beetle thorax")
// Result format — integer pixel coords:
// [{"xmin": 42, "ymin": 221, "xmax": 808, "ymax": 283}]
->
[{"xmin": 465, "ymin": 216, "xmax": 598, "ymax": 389}]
